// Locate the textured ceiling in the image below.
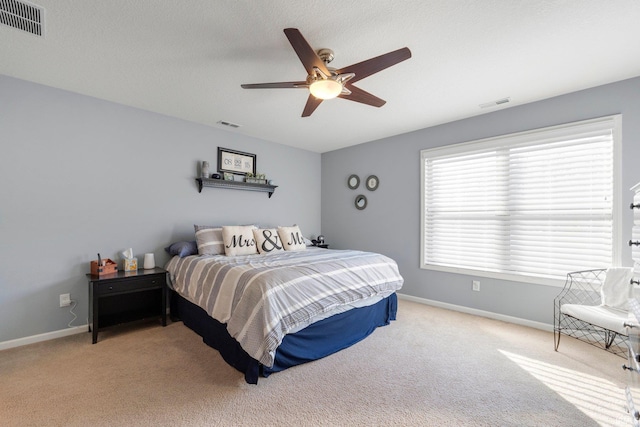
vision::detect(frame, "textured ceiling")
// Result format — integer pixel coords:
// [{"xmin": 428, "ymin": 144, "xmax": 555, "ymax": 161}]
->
[{"xmin": 2, "ymin": 0, "xmax": 640, "ymax": 153}]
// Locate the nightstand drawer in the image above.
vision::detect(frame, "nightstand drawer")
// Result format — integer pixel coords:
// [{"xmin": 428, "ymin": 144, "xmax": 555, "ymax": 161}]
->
[{"xmin": 96, "ymin": 275, "xmax": 163, "ymax": 296}]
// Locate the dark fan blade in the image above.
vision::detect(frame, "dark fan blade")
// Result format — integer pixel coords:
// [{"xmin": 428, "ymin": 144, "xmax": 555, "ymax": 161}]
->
[
  {"xmin": 339, "ymin": 84, "xmax": 386, "ymax": 107},
  {"xmin": 241, "ymin": 81, "xmax": 308, "ymax": 89},
  {"xmin": 336, "ymin": 47, "xmax": 411, "ymax": 84},
  {"xmin": 302, "ymin": 95, "xmax": 323, "ymax": 117},
  {"xmin": 284, "ymin": 28, "xmax": 330, "ymax": 76}
]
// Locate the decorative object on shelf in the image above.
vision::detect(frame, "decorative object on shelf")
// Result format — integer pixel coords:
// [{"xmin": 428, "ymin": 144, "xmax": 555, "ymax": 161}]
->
[
  {"xmin": 245, "ymin": 172, "xmax": 267, "ymax": 184},
  {"xmin": 355, "ymin": 194, "xmax": 367, "ymax": 210},
  {"xmin": 366, "ymin": 175, "xmax": 379, "ymax": 191},
  {"xmin": 211, "ymin": 173, "xmax": 221, "ymax": 179},
  {"xmin": 348, "ymin": 174, "xmax": 360, "ymax": 190},
  {"xmin": 196, "ymin": 177, "xmax": 277, "ymax": 198},
  {"xmin": 201, "ymin": 161, "xmax": 210, "ymax": 178},
  {"xmin": 223, "ymin": 172, "xmax": 234, "ymax": 181},
  {"xmin": 143, "ymin": 253, "xmax": 155, "ymax": 269},
  {"xmin": 218, "ymin": 147, "xmax": 256, "ymax": 176}
]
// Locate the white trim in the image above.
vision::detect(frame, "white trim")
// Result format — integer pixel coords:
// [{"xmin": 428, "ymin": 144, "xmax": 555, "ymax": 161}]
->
[
  {"xmin": 420, "ymin": 145, "xmax": 426, "ymax": 271},
  {"xmin": 0, "ymin": 298, "xmax": 553, "ymax": 350},
  {"xmin": 397, "ymin": 293, "xmax": 553, "ymax": 332},
  {"xmin": 0, "ymin": 324, "xmax": 88, "ymax": 351},
  {"xmin": 612, "ymin": 114, "xmax": 623, "ymax": 267}
]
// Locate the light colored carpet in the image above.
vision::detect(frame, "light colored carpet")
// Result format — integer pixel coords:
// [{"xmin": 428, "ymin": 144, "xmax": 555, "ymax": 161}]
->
[{"xmin": 0, "ymin": 299, "xmax": 631, "ymax": 426}]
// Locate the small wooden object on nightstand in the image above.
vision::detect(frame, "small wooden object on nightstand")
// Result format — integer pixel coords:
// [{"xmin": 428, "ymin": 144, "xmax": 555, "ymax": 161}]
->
[{"xmin": 87, "ymin": 267, "xmax": 168, "ymax": 343}]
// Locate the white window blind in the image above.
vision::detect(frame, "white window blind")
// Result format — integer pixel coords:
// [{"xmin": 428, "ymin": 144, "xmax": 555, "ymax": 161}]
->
[{"xmin": 421, "ymin": 116, "xmax": 621, "ymax": 284}]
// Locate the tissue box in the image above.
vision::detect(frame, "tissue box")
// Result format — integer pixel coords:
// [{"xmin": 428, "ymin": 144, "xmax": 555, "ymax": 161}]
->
[
  {"xmin": 90, "ymin": 259, "xmax": 118, "ymax": 276},
  {"xmin": 123, "ymin": 258, "xmax": 138, "ymax": 272}
]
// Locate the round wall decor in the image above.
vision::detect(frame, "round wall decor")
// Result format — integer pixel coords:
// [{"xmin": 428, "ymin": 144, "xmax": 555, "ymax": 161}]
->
[
  {"xmin": 365, "ymin": 175, "xmax": 379, "ymax": 191},
  {"xmin": 355, "ymin": 194, "xmax": 367, "ymax": 210},
  {"xmin": 348, "ymin": 174, "xmax": 360, "ymax": 190}
]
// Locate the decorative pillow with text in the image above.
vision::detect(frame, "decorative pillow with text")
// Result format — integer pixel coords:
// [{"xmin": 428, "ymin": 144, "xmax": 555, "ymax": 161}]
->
[
  {"xmin": 194, "ymin": 225, "xmax": 224, "ymax": 255},
  {"xmin": 253, "ymin": 228, "xmax": 284, "ymax": 254},
  {"xmin": 222, "ymin": 225, "xmax": 258, "ymax": 256},
  {"xmin": 277, "ymin": 225, "xmax": 307, "ymax": 252}
]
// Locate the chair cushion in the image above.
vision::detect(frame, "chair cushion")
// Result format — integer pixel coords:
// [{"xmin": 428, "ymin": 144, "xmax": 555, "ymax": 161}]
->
[{"xmin": 561, "ymin": 303, "xmax": 630, "ymax": 335}]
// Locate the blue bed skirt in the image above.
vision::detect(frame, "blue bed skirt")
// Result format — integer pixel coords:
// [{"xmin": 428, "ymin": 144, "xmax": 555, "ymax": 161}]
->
[{"xmin": 172, "ymin": 292, "xmax": 398, "ymax": 384}]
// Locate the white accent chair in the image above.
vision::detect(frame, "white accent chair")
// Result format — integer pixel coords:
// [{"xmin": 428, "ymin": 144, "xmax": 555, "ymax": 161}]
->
[{"xmin": 554, "ymin": 268, "xmax": 634, "ymax": 358}]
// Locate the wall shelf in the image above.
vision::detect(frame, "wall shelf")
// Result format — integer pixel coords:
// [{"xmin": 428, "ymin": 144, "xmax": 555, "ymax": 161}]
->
[{"xmin": 196, "ymin": 178, "xmax": 277, "ymax": 198}]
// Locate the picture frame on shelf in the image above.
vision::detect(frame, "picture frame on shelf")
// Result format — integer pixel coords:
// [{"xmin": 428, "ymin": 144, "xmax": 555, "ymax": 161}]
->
[{"xmin": 218, "ymin": 147, "xmax": 256, "ymax": 176}]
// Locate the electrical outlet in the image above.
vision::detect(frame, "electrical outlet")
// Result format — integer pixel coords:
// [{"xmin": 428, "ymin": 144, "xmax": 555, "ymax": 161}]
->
[
  {"xmin": 59, "ymin": 293, "xmax": 71, "ymax": 307},
  {"xmin": 472, "ymin": 280, "xmax": 480, "ymax": 292}
]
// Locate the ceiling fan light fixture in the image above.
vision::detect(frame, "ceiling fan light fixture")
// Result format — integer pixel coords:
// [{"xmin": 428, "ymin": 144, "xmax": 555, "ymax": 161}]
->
[
  {"xmin": 309, "ymin": 79, "xmax": 342, "ymax": 100},
  {"xmin": 240, "ymin": 28, "xmax": 412, "ymax": 117}
]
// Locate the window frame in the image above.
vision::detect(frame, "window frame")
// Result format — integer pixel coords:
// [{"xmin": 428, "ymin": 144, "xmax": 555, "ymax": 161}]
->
[{"xmin": 420, "ymin": 115, "xmax": 622, "ymax": 287}]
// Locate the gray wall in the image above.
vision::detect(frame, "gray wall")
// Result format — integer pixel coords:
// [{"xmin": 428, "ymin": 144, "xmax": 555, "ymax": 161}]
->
[
  {"xmin": 322, "ymin": 76, "xmax": 640, "ymax": 325},
  {"xmin": 3, "ymin": 73, "xmax": 639, "ymax": 344},
  {"xmin": 0, "ymin": 75, "xmax": 321, "ymax": 343}
]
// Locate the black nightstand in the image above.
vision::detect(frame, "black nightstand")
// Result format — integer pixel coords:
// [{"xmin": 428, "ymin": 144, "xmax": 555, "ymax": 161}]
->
[{"xmin": 87, "ymin": 267, "xmax": 167, "ymax": 343}]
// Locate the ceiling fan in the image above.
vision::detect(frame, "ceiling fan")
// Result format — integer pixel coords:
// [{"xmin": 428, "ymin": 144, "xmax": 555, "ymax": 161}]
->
[{"xmin": 241, "ymin": 28, "xmax": 411, "ymax": 117}]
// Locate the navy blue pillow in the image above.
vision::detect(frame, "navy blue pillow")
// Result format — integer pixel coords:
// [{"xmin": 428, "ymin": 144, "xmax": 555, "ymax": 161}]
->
[{"xmin": 164, "ymin": 241, "xmax": 198, "ymax": 258}]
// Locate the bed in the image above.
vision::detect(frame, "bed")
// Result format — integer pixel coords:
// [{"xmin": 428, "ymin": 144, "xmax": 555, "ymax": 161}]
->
[{"xmin": 165, "ymin": 247, "xmax": 404, "ymax": 383}]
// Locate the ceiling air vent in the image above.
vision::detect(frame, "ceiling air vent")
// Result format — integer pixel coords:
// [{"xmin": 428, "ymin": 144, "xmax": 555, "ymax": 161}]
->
[
  {"xmin": 479, "ymin": 97, "xmax": 511, "ymax": 109},
  {"xmin": 217, "ymin": 120, "xmax": 241, "ymax": 129},
  {"xmin": 0, "ymin": 0, "xmax": 45, "ymax": 37}
]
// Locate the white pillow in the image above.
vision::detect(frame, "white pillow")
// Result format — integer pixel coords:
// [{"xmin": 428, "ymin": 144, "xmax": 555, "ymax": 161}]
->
[
  {"xmin": 601, "ymin": 267, "xmax": 634, "ymax": 309},
  {"xmin": 194, "ymin": 225, "xmax": 224, "ymax": 255},
  {"xmin": 222, "ymin": 225, "xmax": 258, "ymax": 256},
  {"xmin": 277, "ymin": 225, "xmax": 307, "ymax": 252},
  {"xmin": 253, "ymin": 228, "xmax": 284, "ymax": 254}
]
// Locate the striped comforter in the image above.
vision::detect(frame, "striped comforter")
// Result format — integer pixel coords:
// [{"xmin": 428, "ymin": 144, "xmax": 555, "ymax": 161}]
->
[{"xmin": 165, "ymin": 248, "xmax": 404, "ymax": 367}]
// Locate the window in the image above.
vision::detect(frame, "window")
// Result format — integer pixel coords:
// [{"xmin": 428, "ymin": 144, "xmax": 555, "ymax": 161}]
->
[{"xmin": 421, "ymin": 115, "xmax": 621, "ymax": 286}]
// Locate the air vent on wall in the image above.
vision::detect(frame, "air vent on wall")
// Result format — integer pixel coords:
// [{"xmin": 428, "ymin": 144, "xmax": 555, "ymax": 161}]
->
[{"xmin": 0, "ymin": 0, "xmax": 45, "ymax": 36}]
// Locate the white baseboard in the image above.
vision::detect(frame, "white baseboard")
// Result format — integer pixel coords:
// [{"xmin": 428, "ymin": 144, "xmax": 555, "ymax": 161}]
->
[
  {"xmin": 1, "ymin": 295, "xmax": 553, "ymax": 351},
  {"xmin": 0, "ymin": 324, "xmax": 88, "ymax": 351},
  {"xmin": 397, "ymin": 293, "xmax": 553, "ymax": 332}
]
